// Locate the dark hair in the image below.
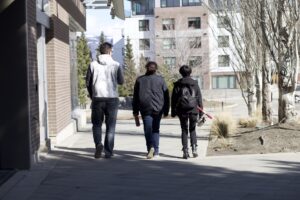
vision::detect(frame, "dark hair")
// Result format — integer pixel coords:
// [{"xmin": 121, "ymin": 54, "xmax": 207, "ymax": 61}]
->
[
  {"xmin": 145, "ymin": 61, "xmax": 158, "ymax": 74},
  {"xmin": 179, "ymin": 65, "xmax": 192, "ymax": 77},
  {"xmin": 100, "ymin": 42, "xmax": 112, "ymax": 54}
]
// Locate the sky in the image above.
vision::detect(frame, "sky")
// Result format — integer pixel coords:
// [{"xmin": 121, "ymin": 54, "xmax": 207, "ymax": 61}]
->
[{"xmin": 85, "ymin": 0, "xmax": 130, "ymax": 37}]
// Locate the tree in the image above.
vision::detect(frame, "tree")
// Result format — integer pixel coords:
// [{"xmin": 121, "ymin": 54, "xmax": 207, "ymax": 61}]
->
[
  {"xmin": 77, "ymin": 32, "xmax": 91, "ymax": 107},
  {"xmin": 157, "ymin": 64, "xmax": 179, "ymax": 96},
  {"xmin": 96, "ymin": 31, "xmax": 106, "ymax": 56},
  {"xmin": 138, "ymin": 54, "xmax": 148, "ymax": 75},
  {"xmin": 208, "ymin": 0, "xmax": 300, "ymax": 123},
  {"xmin": 250, "ymin": 0, "xmax": 300, "ymax": 122},
  {"xmin": 119, "ymin": 36, "xmax": 137, "ymax": 96},
  {"xmin": 207, "ymin": 1, "xmax": 262, "ymax": 117}
]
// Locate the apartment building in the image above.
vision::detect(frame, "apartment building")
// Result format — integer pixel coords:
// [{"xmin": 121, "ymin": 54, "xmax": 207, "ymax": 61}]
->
[
  {"xmin": 124, "ymin": 0, "xmax": 156, "ymax": 67},
  {"xmin": 125, "ymin": 0, "xmax": 239, "ymax": 89}
]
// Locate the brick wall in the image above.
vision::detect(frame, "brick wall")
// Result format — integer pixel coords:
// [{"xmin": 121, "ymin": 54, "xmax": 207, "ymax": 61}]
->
[
  {"xmin": 46, "ymin": 0, "xmax": 72, "ymax": 137},
  {"xmin": 26, "ymin": 0, "xmax": 40, "ymax": 154}
]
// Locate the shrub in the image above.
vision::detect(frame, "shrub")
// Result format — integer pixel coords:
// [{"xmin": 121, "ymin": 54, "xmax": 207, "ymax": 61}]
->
[
  {"xmin": 238, "ymin": 117, "xmax": 258, "ymax": 128},
  {"xmin": 211, "ymin": 113, "xmax": 236, "ymax": 138}
]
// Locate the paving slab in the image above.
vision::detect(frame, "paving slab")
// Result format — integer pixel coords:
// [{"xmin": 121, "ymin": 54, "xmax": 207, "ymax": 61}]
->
[{"xmin": 1, "ymin": 119, "xmax": 300, "ymax": 200}]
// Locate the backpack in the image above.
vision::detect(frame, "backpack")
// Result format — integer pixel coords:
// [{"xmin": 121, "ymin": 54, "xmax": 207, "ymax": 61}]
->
[{"xmin": 177, "ymin": 85, "xmax": 197, "ymax": 111}]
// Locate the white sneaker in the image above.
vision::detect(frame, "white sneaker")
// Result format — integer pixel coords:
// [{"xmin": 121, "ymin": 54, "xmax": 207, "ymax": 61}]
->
[{"xmin": 147, "ymin": 147, "xmax": 155, "ymax": 159}]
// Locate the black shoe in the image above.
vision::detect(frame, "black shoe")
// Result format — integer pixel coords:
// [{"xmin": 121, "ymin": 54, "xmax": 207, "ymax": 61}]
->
[
  {"xmin": 192, "ymin": 145, "xmax": 198, "ymax": 158},
  {"xmin": 105, "ymin": 154, "xmax": 112, "ymax": 159},
  {"xmin": 183, "ymin": 148, "xmax": 189, "ymax": 159},
  {"xmin": 94, "ymin": 144, "xmax": 103, "ymax": 159}
]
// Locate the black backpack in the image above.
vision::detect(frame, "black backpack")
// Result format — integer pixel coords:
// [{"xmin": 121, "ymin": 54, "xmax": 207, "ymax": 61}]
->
[{"xmin": 177, "ymin": 85, "xmax": 197, "ymax": 111}]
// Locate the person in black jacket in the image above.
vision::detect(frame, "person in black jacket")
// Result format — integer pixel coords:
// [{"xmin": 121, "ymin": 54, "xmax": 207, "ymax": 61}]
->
[
  {"xmin": 132, "ymin": 61, "xmax": 170, "ymax": 159},
  {"xmin": 171, "ymin": 65, "xmax": 203, "ymax": 159}
]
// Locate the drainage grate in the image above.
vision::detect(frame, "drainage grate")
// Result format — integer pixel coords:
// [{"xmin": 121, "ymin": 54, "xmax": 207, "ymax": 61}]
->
[{"xmin": 0, "ymin": 170, "xmax": 16, "ymax": 186}]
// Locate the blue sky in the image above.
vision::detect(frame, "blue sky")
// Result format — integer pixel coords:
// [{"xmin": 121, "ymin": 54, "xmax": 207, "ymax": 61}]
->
[{"xmin": 86, "ymin": 0, "xmax": 130, "ymax": 37}]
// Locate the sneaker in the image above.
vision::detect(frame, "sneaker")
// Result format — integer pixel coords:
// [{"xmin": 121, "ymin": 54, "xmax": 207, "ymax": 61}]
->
[
  {"xmin": 94, "ymin": 144, "xmax": 103, "ymax": 159},
  {"xmin": 104, "ymin": 154, "xmax": 112, "ymax": 159},
  {"xmin": 147, "ymin": 147, "xmax": 155, "ymax": 159},
  {"xmin": 183, "ymin": 149, "xmax": 189, "ymax": 159},
  {"xmin": 192, "ymin": 145, "xmax": 198, "ymax": 158},
  {"xmin": 153, "ymin": 154, "xmax": 160, "ymax": 159}
]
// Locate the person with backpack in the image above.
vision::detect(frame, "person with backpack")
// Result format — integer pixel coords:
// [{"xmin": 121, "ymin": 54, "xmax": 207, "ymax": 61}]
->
[
  {"xmin": 132, "ymin": 61, "xmax": 170, "ymax": 159},
  {"xmin": 171, "ymin": 65, "xmax": 203, "ymax": 159}
]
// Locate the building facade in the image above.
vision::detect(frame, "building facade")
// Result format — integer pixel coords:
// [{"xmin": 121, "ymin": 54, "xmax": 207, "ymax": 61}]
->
[
  {"xmin": 124, "ymin": 0, "xmax": 156, "ymax": 68},
  {"xmin": 125, "ymin": 0, "xmax": 239, "ymax": 89},
  {"xmin": 0, "ymin": 0, "xmax": 86, "ymax": 169}
]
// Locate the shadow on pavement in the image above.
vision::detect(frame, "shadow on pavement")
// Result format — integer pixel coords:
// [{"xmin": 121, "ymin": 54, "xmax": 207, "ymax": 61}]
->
[{"xmin": 27, "ymin": 144, "xmax": 300, "ymax": 200}]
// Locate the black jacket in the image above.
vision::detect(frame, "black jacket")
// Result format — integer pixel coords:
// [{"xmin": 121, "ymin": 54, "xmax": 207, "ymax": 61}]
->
[
  {"xmin": 171, "ymin": 77, "xmax": 203, "ymax": 116},
  {"xmin": 132, "ymin": 73, "xmax": 170, "ymax": 116}
]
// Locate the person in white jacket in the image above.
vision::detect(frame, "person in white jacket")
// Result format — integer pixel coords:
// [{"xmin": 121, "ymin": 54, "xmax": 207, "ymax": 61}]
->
[{"xmin": 86, "ymin": 42, "xmax": 124, "ymax": 159}]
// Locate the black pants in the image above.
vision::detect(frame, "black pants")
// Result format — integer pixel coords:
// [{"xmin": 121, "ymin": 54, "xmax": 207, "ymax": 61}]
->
[
  {"xmin": 179, "ymin": 113, "xmax": 198, "ymax": 149},
  {"xmin": 91, "ymin": 98, "xmax": 119, "ymax": 156}
]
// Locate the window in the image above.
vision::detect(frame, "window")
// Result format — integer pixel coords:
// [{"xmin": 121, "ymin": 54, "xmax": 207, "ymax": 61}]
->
[
  {"xmin": 139, "ymin": 39, "xmax": 150, "ymax": 50},
  {"xmin": 217, "ymin": 16, "xmax": 230, "ymax": 28},
  {"xmin": 139, "ymin": 20, "xmax": 149, "ymax": 31},
  {"xmin": 163, "ymin": 57, "xmax": 176, "ymax": 68},
  {"xmin": 162, "ymin": 18, "xmax": 175, "ymax": 30},
  {"xmin": 182, "ymin": 0, "xmax": 202, "ymax": 6},
  {"xmin": 132, "ymin": 0, "xmax": 154, "ymax": 15},
  {"xmin": 218, "ymin": 36, "xmax": 229, "ymax": 47},
  {"xmin": 189, "ymin": 37, "xmax": 201, "ymax": 48},
  {"xmin": 162, "ymin": 38, "xmax": 176, "ymax": 49},
  {"xmin": 218, "ymin": 55, "xmax": 230, "ymax": 67},
  {"xmin": 189, "ymin": 56, "xmax": 202, "ymax": 68},
  {"xmin": 188, "ymin": 17, "xmax": 201, "ymax": 29},
  {"xmin": 212, "ymin": 76, "xmax": 236, "ymax": 89},
  {"xmin": 161, "ymin": 0, "xmax": 180, "ymax": 7}
]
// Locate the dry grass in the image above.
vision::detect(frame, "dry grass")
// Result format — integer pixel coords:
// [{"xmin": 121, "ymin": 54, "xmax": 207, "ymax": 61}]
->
[
  {"xmin": 238, "ymin": 109, "xmax": 262, "ymax": 128},
  {"xmin": 238, "ymin": 118, "xmax": 258, "ymax": 128},
  {"xmin": 211, "ymin": 112, "xmax": 237, "ymax": 138}
]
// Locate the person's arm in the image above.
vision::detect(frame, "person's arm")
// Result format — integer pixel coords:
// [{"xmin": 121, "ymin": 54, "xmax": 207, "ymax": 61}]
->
[
  {"xmin": 86, "ymin": 64, "xmax": 93, "ymax": 99},
  {"xmin": 196, "ymin": 84, "xmax": 203, "ymax": 117},
  {"xmin": 171, "ymin": 83, "xmax": 178, "ymax": 117},
  {"xmin": 162, "ymin": 79, "xmax": 170, "ymax": 117},
  {"xmin": 132, "ymin": 79, "xmax": 140, "ymax": 116},
  {"xmin": 117, "ymin": 65, "xmax": 124, "ymax": 85}
]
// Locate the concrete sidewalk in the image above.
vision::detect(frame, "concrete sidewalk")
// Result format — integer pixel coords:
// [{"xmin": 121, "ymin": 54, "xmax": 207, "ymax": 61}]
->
[{"xmin": 1, "ymin": 119, "xmax": 300, "ymax": 200}]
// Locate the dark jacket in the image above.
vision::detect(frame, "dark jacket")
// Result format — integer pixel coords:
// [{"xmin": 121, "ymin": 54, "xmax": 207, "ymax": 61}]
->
[
  {"xmin": 132, "ymin": 73, "xmax": 170, "ymax": 116},
  {"xmin": 171, "ymin": 77, "xmax": 203, "ymax": 116}
]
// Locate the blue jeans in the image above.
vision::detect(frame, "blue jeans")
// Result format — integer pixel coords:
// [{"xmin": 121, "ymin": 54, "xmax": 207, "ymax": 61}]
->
[
  {"xmin": 91, "ymin": 98, "xmax": 119, "ymax": 156},
  {"xmin": 142, "ymin": 113, "xmax": 162, "ymax": 155}
]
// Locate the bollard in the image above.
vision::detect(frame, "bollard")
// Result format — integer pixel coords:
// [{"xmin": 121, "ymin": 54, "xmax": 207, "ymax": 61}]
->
[{"xmin": 222, "ymin": 101, "xmax": 224, "ymax": 111}]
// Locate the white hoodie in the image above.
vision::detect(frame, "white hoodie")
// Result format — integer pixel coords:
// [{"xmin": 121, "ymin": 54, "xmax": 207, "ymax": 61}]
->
[{"xmin": 87, "ymin": 54, "xmax": 124, "ymax": 98}]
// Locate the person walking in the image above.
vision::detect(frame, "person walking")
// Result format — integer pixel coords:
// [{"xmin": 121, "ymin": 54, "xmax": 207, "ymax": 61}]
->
[
  {"xmin": 132, "ymin": 61, "xmax": 169, "ymax": 159},
  {"xmin": 86, "ymin": 42, "xmax": 124, "ymax": 159},
  {"xmin": 171, "ymin": 65, "xmax": 203, "ymax": 159}
]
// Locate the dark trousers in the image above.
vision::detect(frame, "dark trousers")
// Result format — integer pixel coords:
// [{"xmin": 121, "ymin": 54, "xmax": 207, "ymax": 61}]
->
[
  {"xmin": 91, "ymin": 98, "xmax": 119, "ymax": 156},
  {"xmin": 142, "ymin": 113, "xmax": 162, "ymax": 154},
  {"xmin": 179, "ymin": 113, "xmax": 198, "ymax": 149}
]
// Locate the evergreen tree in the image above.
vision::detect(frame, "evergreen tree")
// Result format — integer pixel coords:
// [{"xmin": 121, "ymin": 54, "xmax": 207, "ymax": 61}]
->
[
  {"xmin": 96, "ymin": 31, "xmax": 106, "ymax": 56},
  {"xmin": 119, "ymin": 37, "xmax": 137, "ymax": 97},
  {"xmin": 77, "ymin": 32, "xmax": 91, "ymax": 107},
  {"xmin": 138, "ymin": 54, "xmax": 147, "ymax": 75}
]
